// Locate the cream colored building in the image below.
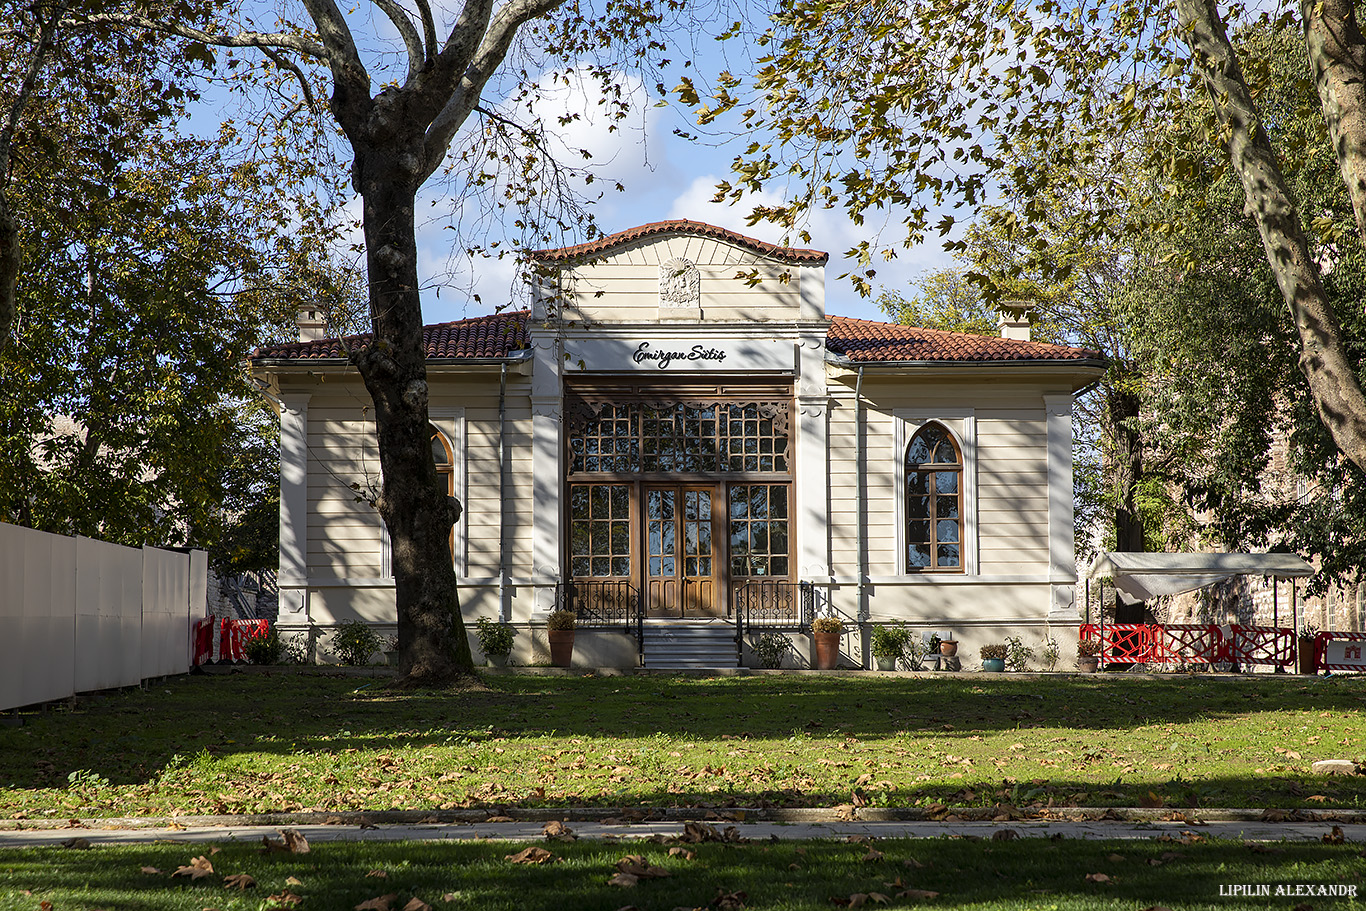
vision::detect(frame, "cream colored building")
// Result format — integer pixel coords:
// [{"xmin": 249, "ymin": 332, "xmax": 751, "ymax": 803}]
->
[{"xmin": 250, "ymin": 221, "xmax": 1105, "ymax": 668}]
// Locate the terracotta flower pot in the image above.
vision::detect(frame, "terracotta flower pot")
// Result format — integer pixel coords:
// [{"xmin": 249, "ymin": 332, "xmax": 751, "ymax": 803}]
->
[
  {"xmin": 813, "ymin": 631, "xmax": 840, "ymax": 669},
  {"xmin": 1297, "ymin": 636, "xmax": 1317, "ymax": 675},
  {"xmin": 548, "ymin": 629, "xmax": 575, "ymax": 668},
  {"xmin": 1078, "ymin": 656, "xmax": 1099, "ymax": 673},
  {"xmin": 938, "ymin": 640, "xmax": 958, "ymax": 657}
]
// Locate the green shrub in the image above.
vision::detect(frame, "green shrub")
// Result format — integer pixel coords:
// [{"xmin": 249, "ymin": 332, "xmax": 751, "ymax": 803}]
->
[
  {"xmin": 1004, "ymin": 635, "xmax": 1034, "ymax": 671},
  {"xmin": 871, "ymin": 625, "xmax": 910, "ymax": 659},
  {"xmin": 476, "ymin": 617, "xmax": 516, "ymax": 656},
  {"xmin": 979, "ymin": 643, "xmax": 1007, "ymax": 661},
  {"xmin": 332, "ymin": 620, "xmax": 381, "ymax": 666},
  {"xmin": 243, "ymin": 625, "xmax": 282, "ymax": 665},
  {"xmin": 751, "ymin": 633, "xmax": 790, "ymax": 668},
  {"xmin": 547, "ymin": 610, "xmax": 576, "ymax": 631},
  {"xmin": 811, "ymin": 616, "xmax": 842, "ymax": 634}
]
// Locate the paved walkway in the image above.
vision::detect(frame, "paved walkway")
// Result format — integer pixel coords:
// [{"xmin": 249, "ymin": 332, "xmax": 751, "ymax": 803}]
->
[{"xmin": 2, "ymin": 816, "xmax": 1360, "ymax": 848}]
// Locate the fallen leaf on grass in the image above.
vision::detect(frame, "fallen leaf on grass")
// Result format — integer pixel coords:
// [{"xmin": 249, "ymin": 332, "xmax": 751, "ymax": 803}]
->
[
  {"xmin": 354, "ymin": 894, "xmax": 397, "ymax": 911},
  {"xmin": 285, "ymin": 876, "xmax": 303, "ymax": 886},
  {"xmin": 711, "ymin": 890, "xmax": 747, "ymax": 910},
  {"xmin": 366, "ymin": 870, "xmax": 389, "ymax": 878},
  {"xmin": 1084, "ymin": 873, "xmax": 1112, "ymax": 884},
  {"xmin": 668, "ymin": 847, "xmax": 695, "ymax": 860},
  {"xmin": 267, "ymin": 891, "xmax": 303, "ymax": 906},
  {"xmin": 903, "ymin": 857, "xmax": 925, "ymax": 869},
  {"xmin": 616, "ymin": 855, "xmax": 671, "ymax": 879},
  {"xmin": 861, "ymin": 846, "xmax": 885, "ymax": 862},
  {"xmin": 486, "ymin": 815, "xmax": 514, "ymax": 823},
  {"xmin": 991, "ymin": 829, "xmax": 1018, "ymax": 841},
  {"xmin": 61, "ymin": 837, "xmax": 91, "ymax": 849},
  {"xmin": 140, "ymin": 866, "xmax": 161, "ymax": 874},
  {"xmin": 895, "ymin": 890, "xmax": 940, "ymax": 901},
  {"xmin": 262, "ymin": 829, "xmax": 310, "ymax": 854},
  {"xmin": 1324, "ymin": 825, "xmax": 1346, "ymax": 844},
  {"xmin": 224, "ymin": 873, "xmax": 256, "ymax": 890},
  {"xmin": 402, "ymin": 898, "xmax": 432, "ymax": 911},
  {"xmin": 1106, "ymin": 853, "xmax": 1125, "ymax": 863},
  {"xmin": 543, "ymin": 820, "xmax": 576, "ymax": 841},
  {"xmin": 1246, "ymin": 843, "xmax": 1285, "ymax": 855},
  {"xmin": 608, "ymin": 873, "xmax": 640, "ymax": 887},
  {"xmin": 1139, "ymin": 791, "xmax": 1164, "ymax": 808},
  {"xmin": 172, "ymin": 856, "xmax": 215, "ymax": 880},
  {"xmin": 1140, "ymin": 906, "xmax": 1174, "ymax": 911},
  {"xmin": 505, "ymin": 846, "xmax": 557, "ymax": 865}
]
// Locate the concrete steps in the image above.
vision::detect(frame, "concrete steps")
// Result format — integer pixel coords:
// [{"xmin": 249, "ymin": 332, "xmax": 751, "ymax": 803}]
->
[{"xmin": 642, "ymin": 624, "xmax": 738, "ymax": 669}]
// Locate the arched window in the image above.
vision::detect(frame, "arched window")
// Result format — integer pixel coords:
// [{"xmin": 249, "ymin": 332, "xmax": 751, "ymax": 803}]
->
[
  {"xmin": 905, "ymin": 423, "xmax": 962, "ymax": 572},
  {"xmin": 431, "ymin": 425, "xmax": 455, "ymax": 553}
]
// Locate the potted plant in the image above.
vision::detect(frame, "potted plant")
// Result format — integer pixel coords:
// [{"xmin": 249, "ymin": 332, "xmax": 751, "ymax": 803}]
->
[
  {"xmin": 938, "ymin": 634, "xmax": 958, "ymax": 657},
  {"xmin": 476, "ymin": 617, "xmax": 516, "ymax": 668},
  {"xmin": 751, "ymin": 632, "xmax": 791, "ymax": 669},
  {"xmin": 871, "ymin": 625, "xmax": 910, "ymax": 671},
  {"xmin": 1040, "ymin": 636, "xmax": 1061, "ymax": 672},
  {"xmin": 243, "ymin": 625, "xmax": 283, "ymax": 665},
  {"xmin": 811, "ymin": 616, "xmax": 843, "ymax": 670},
  {"xmin": 980, "ymin": 643, "xmax": 1007, "ymax": 672},
  {"xmin": 1077, "ymin": 637, "xmax": 1101, "ymax": 673},
  {"xmin": 1297, "ymin": 623, "xmax": 1319, "ymax": 675},
  {"xmin": 925, "ymin": 633, "xmax": 942, "ymax": 670},
  {"xmin": 547, "ymin": 610, "xmax": 576, "ymax": 667}
]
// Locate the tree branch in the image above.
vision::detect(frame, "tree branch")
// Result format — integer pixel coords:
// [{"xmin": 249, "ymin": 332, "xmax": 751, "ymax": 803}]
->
[
  {"xmin": 0, "ymin": 0, "xmax": 66, "ymax": 351},
  {"xmin": 1174, "ymin": 0, "xmax": 1366, "ymax": 472},
  {"xmin": 371, "ymin": 0, "xmax": 425, "ymax": 82},
  {"xmin": 415, "ymin": 0, "xmax": 438, "ymax": 70},
  {"xmin": 78, "ymin": 11, "xmax": 327, "ymax": 58},
  {"xmin": 1303, "ymin": 0, "xmax": 1366, "ymax": 245},
  {"xmin": 296, "ymin": 0, "xmax": 372, "ymax": 137},
  {"xmin": 261, "ymin": 46, "xmax": 320, "ymax": 113},
  {"xmin": 421, "ymin": 0, "xmax": 567, "ymax": 182}
]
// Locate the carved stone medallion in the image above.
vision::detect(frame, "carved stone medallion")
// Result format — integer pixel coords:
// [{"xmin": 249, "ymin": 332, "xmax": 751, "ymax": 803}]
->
[{"xmin": 659, "ymin": 257, "xmax": 701, "ymax": 308}]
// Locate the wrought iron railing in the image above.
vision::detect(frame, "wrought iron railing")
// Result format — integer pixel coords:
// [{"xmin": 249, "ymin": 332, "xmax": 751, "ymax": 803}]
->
[
  {"xmin": 733, "ymin": 579, "xmax": 809, "ymax": 646},
  {"xmin": 568, "ymin": 579, "xmax": 644, "ymax": 664}
]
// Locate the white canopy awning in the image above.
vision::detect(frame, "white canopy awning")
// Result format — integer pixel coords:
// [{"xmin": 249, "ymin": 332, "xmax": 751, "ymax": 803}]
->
[{"xmin": 1085, "ymin": 552, "xmax": 1315, "ymax": 603}]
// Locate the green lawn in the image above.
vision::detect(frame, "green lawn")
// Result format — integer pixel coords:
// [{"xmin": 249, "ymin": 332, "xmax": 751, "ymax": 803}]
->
[
  {"xmin": 1, "ymin": 672, "xmax": 1364, "ymax": 820},
  {"xmin": 1, "ymin": 835, "xmax": 1362, "ymax": 910}
]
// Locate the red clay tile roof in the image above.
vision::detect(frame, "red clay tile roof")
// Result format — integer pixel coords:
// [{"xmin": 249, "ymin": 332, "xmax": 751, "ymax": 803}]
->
[
  {"xmin": 527, "ymin": 220, "xmax": 829, "ymax": 265},
  {"xmin": 826, "ymin": 315, "xmax": 1103, "ymax": 363},
  {"xmin": 253, "ymin": 310, "xmax": 1102, "ymax": 365},
  {"xmin": 251, "ymin": 310, "xmax": 531, "ymax": 361}
]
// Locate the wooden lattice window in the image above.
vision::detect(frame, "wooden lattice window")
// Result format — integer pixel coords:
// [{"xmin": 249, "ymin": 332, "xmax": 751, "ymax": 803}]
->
[
  {"xmin": 728, "ymin": 483, "xmax": 790, "ymax": 577},
  {"xmin": 905, "ymin": 424, "xmax": 962, "ymax": 572},
  {"xmin": 569, "ymin": 484, "xmax": 631, "ymax": 577}
]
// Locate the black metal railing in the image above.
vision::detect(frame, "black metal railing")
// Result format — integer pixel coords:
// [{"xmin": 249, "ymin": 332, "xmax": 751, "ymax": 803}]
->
[
  {"xmin": 733, "ymin": 579, "xmax": 806, "ymax": 636},
  {"xmin": 569, "ymin": 579, "xmax": 645, "ymax": 664}
]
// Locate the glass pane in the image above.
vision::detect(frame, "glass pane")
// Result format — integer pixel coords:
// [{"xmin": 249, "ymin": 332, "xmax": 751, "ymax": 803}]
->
[
  {"xmin": 699, "ymin": 557, "xmax": 711, "ymax": 575},
  {"xmin": 661, "ymin": 521, "xmax": 675, "ymax": 555},
  {"xmin": 572, "ymin": 557, "xmax": 590, "ymax": 575},
  {"xmin": 662, "ymin": 556, "xmax": 675, "ymax": 575},
  {"xmin": 906, "ymin": 471, "xmax": 928, "ymax": 496},
  {"xmin": 696, "ymin": 520, "xmax": 711, "ymax": 554},
  {"xmin": 935, "ymin": 471, "xmax": 959, "ymax": 494},
  {"xmin": 650, "ymin": 556, "xmax": 661, "ymax": 576},
  {"xmin": 937, "ymin": 544, "xmax": 961, "ymax": 567},
  {"xmin": 686, "ymin": 557, "xmax": 699, "ymax": 576},
  {"xmin": 771, "ymin": 556, "xmax": 787, "ymax": 575},
  {"xmin": 685, "ymin": 523, "xmax": 699, "ymax": 555},
  {"xmin": 906, "ymin": 437, "xmax": 932, "ymax": 465},
  {"xmin": 750, "ymin": 487, "xmax": 768, "ymax": 518},
  {"xmin": 907, "ymin": 520, "xmax": 930, "ymax": 543},
  {"xmin": 612, "ymin": 485, "xmax": 629, "ymax": 515},
  {"xmin": 571, "ymin": 486, "xmax": 588, "ymax": 519},
  {"xmin": 697, "ymin": 491, "xmax": 711, "ymax": 520},
  {"xmin": 908, "ymin": 543, "xmax": 931, "ymax": 568},
  {"xmin": 591, "ymin": 556, "xmax": 609, "ymax": 575},
  {"xmin": 771, "ymin": 488, "xmax": 787, "ymax": 519},
  {"xmin": 752, "ymin": 522, "xmax": 769, "ymax": 553},
  {"xmin": 770, "ymin": 524, "xmax": 788, "ymax": 556},
  {"xmin": 430, "ymin": 434, "xmax": 449, "ymax": 465},
  {"xmin": 591, "ymin": 485, "xmax": 608, "ymax": 517},
  {"xmin": 730, "ymin": 489, "xmax": 748, "ymax": 519},
  {"xmin": 906, "ymin": 497, "xmax": 929, "ymax": 520},
  {"xmin": 611, "ymin": 556, "xmax": 630, "ymax": 575},
  {"xmin": 931, "ymin": 435, "xmax": 958, "ymax": 463},
  {"xmin": 611, "ymin": 522, "xmax": 629, "ymax": 553},
  {"xmin": 647, "ymin": 491, "xmax": 663, "ymax": 520},
  {"xmin": 649, "ymin": 525, "xmax": 661, "ymax": 555},
  {"xmin": 936, "ymin": 519, "xmax": 960, "ymax": 543},
  {"xmin": 936, "ymin": 496, "xmax": 959, "ymax": 520},
  {"xmin": 571, "ymin": 531, "xmax": 589, "ymax": 557}
]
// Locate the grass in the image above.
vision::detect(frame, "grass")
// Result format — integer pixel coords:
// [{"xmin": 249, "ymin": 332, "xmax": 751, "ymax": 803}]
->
[
  {"xmin": 1, "ymin": 672, "xmax": 1364, "ymax": 820},
  {"xmin": 0, "ymin": 835, "xmax": 1362, "ymax": 910}
]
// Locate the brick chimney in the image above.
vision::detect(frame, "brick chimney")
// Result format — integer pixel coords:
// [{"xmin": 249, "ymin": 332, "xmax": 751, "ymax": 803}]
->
[{"xmin": 297, "ymin": 305, "xmax": 327, "ymax": 342}]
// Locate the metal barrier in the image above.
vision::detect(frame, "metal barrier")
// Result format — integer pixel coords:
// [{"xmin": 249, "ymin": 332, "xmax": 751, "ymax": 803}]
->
[
  {"xmin": 1314, "ymin": 632, "xmax": 1366, "ymax": 672},
  {"xmin": 1159, "ymin": 624, "xmax": 1224, "ymax": 665},
  {"xmin": 217, "ymin": 619, "xmax": 269, "ymax": 663},
  {"xmin": 1224, "ymin": 625, "xmax": 1295, "ymax": 668},
  {"xmin": 192, "ymin": 618, "xmax": 215, "ymax": 666},
  {"xmin": 568, "ymin": 580, "xmax": 637, "ymax": 629},
  {"xmin": 1081, "ymin": 623, "xmax": 1160, "ymax": 663}
]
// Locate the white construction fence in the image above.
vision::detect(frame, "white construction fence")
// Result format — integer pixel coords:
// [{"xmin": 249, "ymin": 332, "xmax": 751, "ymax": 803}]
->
[{"xmin": 0, "ymin": 523, "xmax": 207, "ymax": 711}]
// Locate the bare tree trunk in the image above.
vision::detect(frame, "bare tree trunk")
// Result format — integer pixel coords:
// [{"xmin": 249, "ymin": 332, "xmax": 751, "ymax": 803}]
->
[
  {"xmin": 352, "ymin": 141, "xmax": 474, "ymax": 682},
  {"xmin": 1174, "ymin": 0, "xmax": 1366, "ymax": 473},
  {"xmin": 1107, "ymin": 383, "xmax": 1148, "ymax": 624}
]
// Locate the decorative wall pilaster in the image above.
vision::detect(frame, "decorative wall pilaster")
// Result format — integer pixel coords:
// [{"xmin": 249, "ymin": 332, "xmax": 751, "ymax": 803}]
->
[
  {"xmin": 1044, "ymin": 394, "xmax": 1079, "ymax": 621},
  {"xmin": 796, "ymin": 336, "xmax": 831, "ymax": 584},
  {"xmin": 530, "ymin": 331, "xmax": 564, "ymax": 617},
  {"xmin": 277, "ymin": 392, "xmax": 311, "ymax": 621}
]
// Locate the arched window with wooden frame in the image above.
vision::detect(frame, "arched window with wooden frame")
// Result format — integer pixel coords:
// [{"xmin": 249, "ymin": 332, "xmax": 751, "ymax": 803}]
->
[
  {"xmin": 905, "ymin": 423, "xmax": 963, "ymax": 572},
  {"xmin": 430, "ymin": 425, "xmax": 455, "ymax": 555}
]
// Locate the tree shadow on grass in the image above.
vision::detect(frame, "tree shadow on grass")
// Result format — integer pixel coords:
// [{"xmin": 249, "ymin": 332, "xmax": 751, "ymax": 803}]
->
[{"xmin": 0, "ymin": 673, "xmax": 1362, "ymax": 806}]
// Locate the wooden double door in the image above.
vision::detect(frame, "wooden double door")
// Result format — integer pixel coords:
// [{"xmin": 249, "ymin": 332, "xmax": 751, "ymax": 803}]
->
[{"xmin": 644, "ymin": 485, "xmax": 719, "ymax": 618}]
